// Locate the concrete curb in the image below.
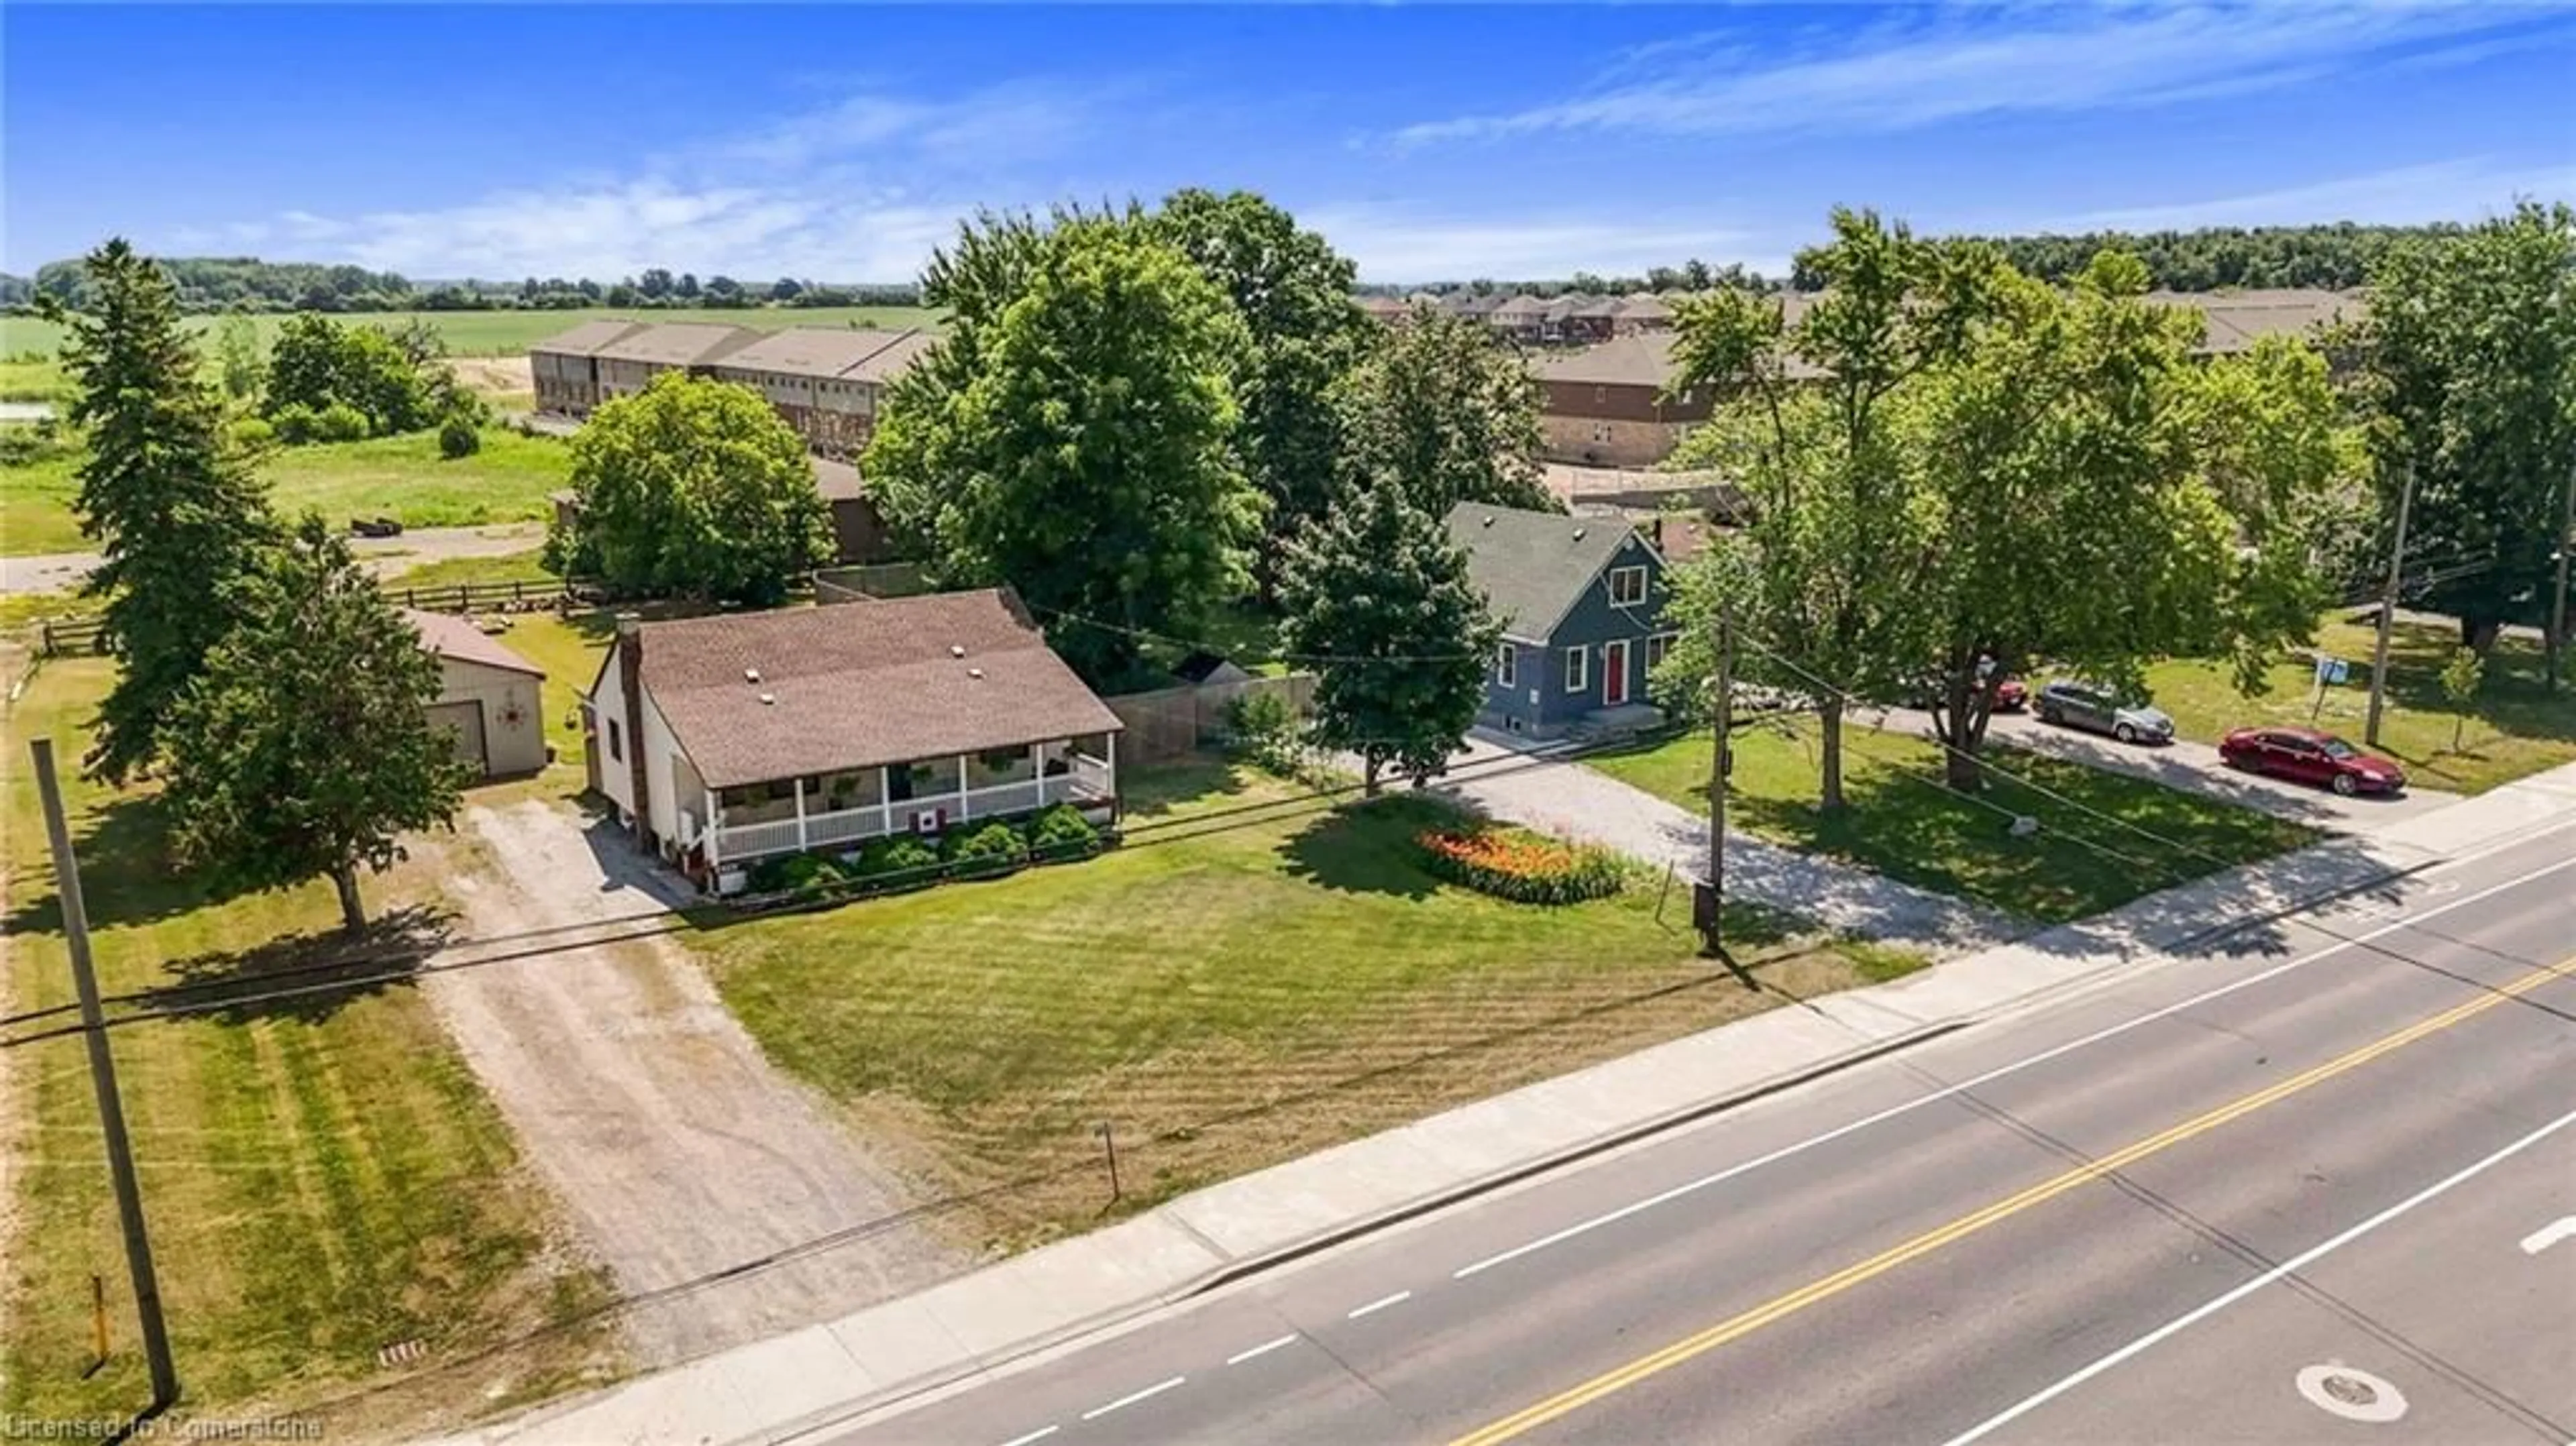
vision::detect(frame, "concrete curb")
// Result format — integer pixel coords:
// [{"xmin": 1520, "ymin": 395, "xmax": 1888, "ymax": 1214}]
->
[{"xmin": 757, "ymin": 1017, "xmax": 1966, "ymax": 1446}]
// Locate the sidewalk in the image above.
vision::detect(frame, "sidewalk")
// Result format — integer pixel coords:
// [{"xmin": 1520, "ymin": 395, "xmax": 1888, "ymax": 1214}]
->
[{"xmin": 431, "ymin": 762, "xmax": 2576, "ymax": 1446}]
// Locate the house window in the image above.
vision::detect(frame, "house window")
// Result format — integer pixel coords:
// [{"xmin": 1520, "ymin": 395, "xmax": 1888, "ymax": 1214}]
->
[
  {"xmin": 1564, "ymin": 645, "xmax": 1589, "ymax": 694},
  {"xmin": 1592, "ymin": 422, "xmax": 1614, "ymax": 444},
  {"xmin": 606, "ymin": 719, "xmax": 624, "ymax": 761},
  {"xmin": 1593, "ymin": 385, "xmax": 1607, "ymax": 404},
  {"xmin": 1646, "ymin": 632, "xmax": 1677, "ymax": 673},
  {"xmin": 1607, "ymin": 566, "xmax": 1648, "ymax": 606},
  {"xmin": 1496, "ymin": 643, "xmax": 1517, "ymax": 688}
]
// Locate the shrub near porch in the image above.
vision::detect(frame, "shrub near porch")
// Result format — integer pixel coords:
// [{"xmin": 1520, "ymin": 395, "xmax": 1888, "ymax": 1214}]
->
[{"xmin": 694, "ymin": 763, "xmax": 1925, "ymax": 1254}]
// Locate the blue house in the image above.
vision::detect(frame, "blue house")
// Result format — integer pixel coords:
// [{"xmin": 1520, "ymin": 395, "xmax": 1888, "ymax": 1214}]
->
[{"xmin": 1445, "ymin": 502, "xmax": 1676, "ymax": 739}]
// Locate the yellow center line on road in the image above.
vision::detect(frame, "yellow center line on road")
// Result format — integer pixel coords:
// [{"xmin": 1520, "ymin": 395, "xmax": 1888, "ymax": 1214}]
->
[{"xmin": 1448, "ymin": 952, "xmax": 2576, "ymax": 1446}]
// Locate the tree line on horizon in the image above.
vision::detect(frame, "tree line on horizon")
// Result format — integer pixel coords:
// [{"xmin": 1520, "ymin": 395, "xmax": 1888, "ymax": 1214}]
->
[{"xmin": 3, "ymin": 217, "xmax": 2496, "ymax": 317}]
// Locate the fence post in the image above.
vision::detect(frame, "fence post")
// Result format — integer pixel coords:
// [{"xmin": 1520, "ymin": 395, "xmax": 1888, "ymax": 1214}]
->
[{"xmin": 40, "ymin": 622, "xmax": 52, "ymax": 656}]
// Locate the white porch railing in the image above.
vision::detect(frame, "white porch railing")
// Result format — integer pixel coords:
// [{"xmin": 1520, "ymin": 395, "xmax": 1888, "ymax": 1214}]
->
[
  {"xmin": 715, "ymin": 817, "xmax": 804, "ymax": 861},
  {"xmin": 712, "ymin": 759, "xmax": 1119, "ymax": 866},
  {"xmin": 961, "ymin": 779, "xmax": 1042, "ymax": 820}
]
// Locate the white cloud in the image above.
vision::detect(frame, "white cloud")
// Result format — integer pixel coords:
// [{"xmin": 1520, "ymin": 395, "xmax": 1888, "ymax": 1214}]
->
[
  {"xmin": 1304, "ymin": 204, "xmax": 1772, "ymax": 283},
  {"xmin": 1391, "ymin": 2, "xmax": 2576, "ymax": 148},
  {"xmin": 2055, "ymin": 156, "xmax": 2576, "ymax": 231}
]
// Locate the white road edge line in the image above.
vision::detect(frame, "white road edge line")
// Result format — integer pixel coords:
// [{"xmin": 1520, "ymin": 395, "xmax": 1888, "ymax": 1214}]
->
[
  {"xmin": 1078, "ymin": 1375, "xmax": 1186, "ymax": 1422},
  {"xmin": 2520, "ymin": 1217, "xmax": 2576, "ymax": 1256},
  {"xmin": 996, "ymin": 1427, "xmax": 1058, "ymax": 1446},
  {"xmin": 1226, "ymin": 1334, "xmax": 1299, "ymax": 1366},
  {"xmin": 1347, "ymin": 1290, "xmax": 1412, "ymax": 1319},
  {"xmin": 1938, "ymin": 1103, "xmax": 2576, "ymax": 1446},
  {"xmin": 1452, "ymin": 852, "xmax": 2576, "ymax": 1282}
]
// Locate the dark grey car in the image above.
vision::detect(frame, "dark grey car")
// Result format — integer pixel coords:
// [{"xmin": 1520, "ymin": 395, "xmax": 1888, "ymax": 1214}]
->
[{"xmin": 2034, "ymin": 680, "xmax": 2175, "ymax": 745}]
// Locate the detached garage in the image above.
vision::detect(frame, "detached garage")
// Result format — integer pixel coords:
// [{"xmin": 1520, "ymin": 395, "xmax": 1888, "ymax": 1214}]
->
[{"xmin": 405, "ymin": 609, "xmax": 549, "ymax": 779}]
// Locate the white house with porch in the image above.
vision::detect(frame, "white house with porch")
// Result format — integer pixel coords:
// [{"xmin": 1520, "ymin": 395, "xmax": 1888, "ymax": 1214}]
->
[{"xmin": 582, "ymin": 589, "xmax": 1122, "ymax": 893}]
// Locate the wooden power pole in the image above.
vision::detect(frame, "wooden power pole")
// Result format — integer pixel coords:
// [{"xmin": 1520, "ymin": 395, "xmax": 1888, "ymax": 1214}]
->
[
  {"xmin": 2553, "ymin": 456, "xmax": 2574, "ymax": 694},
  {"xmin": 1699, "ymin": 606, "xmax": 1733, "ymax": 958},
  {"xmin": 30, "ymin": 738, "xmax": 178, "ymax": 1409},
  {"xmin": 2366, "ymin": 462, "xmax": 2415, "ymax": 748}
]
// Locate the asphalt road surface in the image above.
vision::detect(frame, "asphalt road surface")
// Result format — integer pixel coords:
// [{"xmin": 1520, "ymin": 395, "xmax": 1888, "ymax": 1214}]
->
[{"xmin": 822, "ymin": 821, "xmax": 2576, "ymax": 1446}]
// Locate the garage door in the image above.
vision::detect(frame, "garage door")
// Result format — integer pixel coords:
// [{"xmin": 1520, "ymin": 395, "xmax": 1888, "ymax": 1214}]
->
[{"xmin": 427, "ymin": 700, "xmax": 488, "ymax": 776}]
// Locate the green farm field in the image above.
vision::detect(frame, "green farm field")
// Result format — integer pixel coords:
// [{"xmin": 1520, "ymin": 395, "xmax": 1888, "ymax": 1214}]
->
[{"xmin": 0, "ymin": 305, "xmax": 947, "ymax": 364}]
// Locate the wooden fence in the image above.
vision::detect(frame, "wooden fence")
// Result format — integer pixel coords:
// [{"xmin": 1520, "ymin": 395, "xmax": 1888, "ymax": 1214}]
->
[
  {"xmin": 1106, "ymin": 673, "xmax": 1316, "ymax": 765},
  {"xmin": 30, "ymin": 576, "xmax": 628, "ymax": 657},
  {"xmin": 813, "ymin": 562, "xmax": 932, "ymax": 603}
]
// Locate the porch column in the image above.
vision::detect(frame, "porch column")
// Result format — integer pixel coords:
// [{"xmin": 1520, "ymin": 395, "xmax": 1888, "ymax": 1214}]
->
[
  {"xmin": 1108, "ymin": 732, "xmax": 1120, "ymax": 826},
  {"xmin": 1032, "ymin": 742, "xmax": 1047, "ymax": 805},
  {"xmin": 703, "ymin": 787, "xmax": 721, "ymax": 870},
  {"xmin": 794, "ymin": 777, "xmax": 808, "ymax": 850},
  {"xmin": 880, "ymin": 766, "xmax": 895, "ymax": 836},
  {"xmin": 957, "ymin": 757, "xmax": 971, "ymax": 822}
]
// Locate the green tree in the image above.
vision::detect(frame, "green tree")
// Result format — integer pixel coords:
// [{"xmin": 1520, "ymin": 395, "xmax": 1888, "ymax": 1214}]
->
[
  {"xmin": 2440, "ymin": 645, "xmax": 2485, "ymax": 752},
  {"xmin": 1889, "ymin": 256, "xmax": 2353, "ymax": 788},
  {"xmin": 1334, "ymin": 308, "xmax": 1554, "ymax": 519},
  {"xmin": 160, "ymin": 516, "xmax": 470, "ymax": 934},
  {"xmin": 48, "ymin": 239, "xmax": 276, "ymax": 783},
  {"xmin": 1279, "ymin": 484, "xmax": 1496, "ymax": 796},
  {"xmin": 1155, "ymin": 188, "xmax": 1364, "ymax": 602},
  {"xmin": 212, "ymin": 313, "xmax": 264, "ymax": 400},
  {"xmin": 866, "ymin": 211, "xmax": 1259, "ymax": 685},
  {"xmin": 547, "ymin": 372, "xmax": 831, "ymax": 605},
  {"xmin": 2348, "ymin": 203, "xmax": 2576, "ymax": 664},
  {"xmin": 1666, "ymin": 208, "xmax": 1990, "ymax": 810},
  {"xmin": 263, "ymin": 312, "xmax": 433, "ymax": 436}
]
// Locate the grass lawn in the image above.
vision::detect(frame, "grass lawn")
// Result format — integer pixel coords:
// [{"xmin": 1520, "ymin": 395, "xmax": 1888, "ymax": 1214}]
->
[
  {"xmin": 1590, "ymin": 722, "xmax": 2320, "ymax": 924},
  {"xmin": 0, "ymin": 358, "xmax": 72, "ymax": 404},
  {"xmin": 0, "ymin": 657, "xmax": 612, "ymax": 1429},
  {"xmin": 2141, "ymin": 616, "xmax": 2576, "ymax": 795},
  {"xmin": 691, "ymin": 763, "xmax": 1922, "ymax": 1254},
  {"xmin": 2, "ymin": 305, "xmax": 947, "ymax": 362},
  {"xmin": 2, "ymin": 426, "xmax": 572, "ymax": 556},
  {"xmin": 378, "ymin": 547, "xmax": 559, "ymax": 593}
]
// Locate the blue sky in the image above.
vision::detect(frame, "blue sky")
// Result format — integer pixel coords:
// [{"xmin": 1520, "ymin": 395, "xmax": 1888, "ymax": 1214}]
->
[{"xmin": 6, "ymin": 3, "xmax": 2573, "ymax": 284}]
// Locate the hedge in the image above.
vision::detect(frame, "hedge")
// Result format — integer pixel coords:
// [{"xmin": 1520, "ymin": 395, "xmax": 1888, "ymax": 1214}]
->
[{"xmin": 1417, "ymin": 826, "xmax": 1625, "ymax": 905}]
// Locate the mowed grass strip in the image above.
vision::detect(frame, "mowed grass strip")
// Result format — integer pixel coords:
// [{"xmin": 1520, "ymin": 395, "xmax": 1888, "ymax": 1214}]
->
[
  {"xmin": 1589, "ymin": 721, "xmax": 2319, "ymax": 924},
  {"xmin": 0, "ymin": 658, "xmax": 610, "ymax": 1425},
  {"xmin": 1, "ymin": 425, "xmax": 571, "ymax": 556},
  {"xmin": 2141, "ymin": 615, "xmax": 2576, "ymax": 795},
  {"xmin": 1, "ymin": 304, "xmax": 948, "ymax": 361},
  {"xmin": 693, "ymin": 763, "xmax": 1917, "ymax": 1253}
]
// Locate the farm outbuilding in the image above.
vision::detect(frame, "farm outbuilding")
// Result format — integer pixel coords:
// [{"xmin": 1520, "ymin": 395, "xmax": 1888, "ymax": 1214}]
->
[{"xmin": 406, "ymin": 609, "xmax": 549, "ymax": 778}]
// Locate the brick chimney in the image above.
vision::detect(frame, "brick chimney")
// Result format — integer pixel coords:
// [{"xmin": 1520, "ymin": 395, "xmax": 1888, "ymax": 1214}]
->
[{"xmin": 615, "ymin": 614, "xmax": 653, "ymax": 848}]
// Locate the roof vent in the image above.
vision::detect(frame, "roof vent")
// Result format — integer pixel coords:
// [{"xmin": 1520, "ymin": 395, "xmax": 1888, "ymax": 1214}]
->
[
  {"xmin": 1481, "ymin": 514, "xmax": 1495, "ymax": 527},
  {"xmin": 758, "ymin": 692, "xmax": 776, "ymax": 706},
  {"xmin": 950, "ymin": 644, "xmax": 967, "ymax": 658},
  {"xmin": 744, "ymin": 667, "xmax": 761, "ymax": 683},
  {"xmin": 968, "ymin": 667, "xmax": 985, "ymax": 680},
  {"xmin": 1572, "ymin": 527, "xmax": 1587, "ymax": 540}
]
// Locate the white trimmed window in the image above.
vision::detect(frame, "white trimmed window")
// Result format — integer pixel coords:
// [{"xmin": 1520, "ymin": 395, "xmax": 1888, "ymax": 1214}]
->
[
  {"xmin": 1607, "ymin": 566, "xmax": 1648, "ymax": 606},
  {"xmin": 1591, "ymin": 421, "xmax": 1615, "ymax": 443},
  {"xmin": 1645, "ymin": 632, "xmax": 1678, "ymax": 672},
  {"xmin": 1564, "ymin": 645, "xmax": 1589, "ymax": 693},
  {"xmin": 1496, "ymin": 643, "xmax": 1517, "ymax": 688}
]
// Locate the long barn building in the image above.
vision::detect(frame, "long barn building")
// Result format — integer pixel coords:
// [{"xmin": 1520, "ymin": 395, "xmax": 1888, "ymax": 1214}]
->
[{"xmin": 529, "ymin": 319, "xmax": 933, "ymax": 461}]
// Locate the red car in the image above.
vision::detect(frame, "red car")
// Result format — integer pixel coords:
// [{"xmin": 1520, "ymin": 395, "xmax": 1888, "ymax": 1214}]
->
[
  {"xmin": 2219, "ymin": 726, "xmax": 2407, "ymax": 797},
  {"xmin": 1992, "ymin": 677, "xmax": 2029, "ymax": 712}
]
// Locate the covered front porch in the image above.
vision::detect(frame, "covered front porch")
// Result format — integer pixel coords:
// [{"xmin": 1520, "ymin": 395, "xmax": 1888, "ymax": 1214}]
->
[{"xmin": 684, "ymin": 733, "xmax": 1117, "ymax": 869}]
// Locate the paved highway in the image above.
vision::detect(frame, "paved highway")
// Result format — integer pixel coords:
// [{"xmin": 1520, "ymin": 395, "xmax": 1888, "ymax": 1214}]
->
[{"xmin": 822, "ymin": 824, "xmax": 2576, "ymax": 1446}]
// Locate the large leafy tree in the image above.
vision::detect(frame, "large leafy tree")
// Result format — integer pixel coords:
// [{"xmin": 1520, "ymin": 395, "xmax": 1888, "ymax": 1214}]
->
[
  {"xmin": 547, "ymin": 372, "xmax": 832, "ymax": 606},
  {"xmin": 1890, "ymin": 256, "xmax": 2355, "ymax": 788},
  {"xmin": 1155, "ymin": 189, "xmax": 1364, "ymax": 601},
  {"xmin": 50, "ymin": 238, "xmax": 276, "ymax": 783},
  {"xmin": 160, "ymin": 516, "xmax": 470, "ymax": 934},
  {"xmin": 866, "ymin": 213, "xmax": 1261, "ymax": 685},
  {"xmin": 2347, "ymin": 202, "xmax": 2576, "ymax": 661},
  {"xmin": 1280, "ymin": 483, "xmax": 1496, "ymax": 796},
  {"xmin": 263, "ymin": 311, "xmax": 434, "ymax": 435},
  {"xmin": 1334, "ymin": 309, "xmax": 1555, "ymax": 518},
  {"xmin": 1664, "ymin": 209, "xmax": 1990, "ymax": 810}
]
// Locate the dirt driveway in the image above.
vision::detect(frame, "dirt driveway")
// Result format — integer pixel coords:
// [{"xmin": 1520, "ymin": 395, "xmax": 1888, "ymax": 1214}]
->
[
  {"xmin": 430, "ymin": 800, "xmax": 965, "ymax": 1365},
  {"xmin": 2, "ymin": 522, "xmax": 545, "ymax": 598}
]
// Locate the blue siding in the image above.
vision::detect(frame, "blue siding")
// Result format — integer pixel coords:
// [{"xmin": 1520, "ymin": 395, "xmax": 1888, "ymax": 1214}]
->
[{"xmin": 1477, "ymin": 531, "xmax": 1676, "ymax": 737}]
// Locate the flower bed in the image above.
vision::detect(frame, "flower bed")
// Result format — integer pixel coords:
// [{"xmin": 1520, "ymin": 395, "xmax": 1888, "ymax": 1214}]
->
[
  {"xmin": 1416, "ymin": 825, "xmax": 1625, "ymax": 905},
  {"xmin": 734, "ymin": 804, "xmax": 1108, "ymax": 910}
]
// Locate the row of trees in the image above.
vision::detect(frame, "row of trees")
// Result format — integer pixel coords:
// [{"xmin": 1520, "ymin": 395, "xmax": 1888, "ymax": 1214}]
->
[
  {"xmin": 259, "ymin": 311, "xmax": 480, "ymax": 444},
  {"xmin": 51, "ymin": 241, "xmax": 470, "ymax": 932},
  {"xmin": 16, "ymin": 254, "xmax": 926, "ymax": 315}
]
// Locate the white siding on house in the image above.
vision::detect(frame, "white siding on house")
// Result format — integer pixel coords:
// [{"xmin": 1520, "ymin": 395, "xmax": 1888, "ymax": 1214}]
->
[
  {"xmin": 433, "ymin": 655, "xmax": 547, "ymax": 777},
  {"xmin": 588, "ymin": 653, "xmax": 636, "ymax": 817}
]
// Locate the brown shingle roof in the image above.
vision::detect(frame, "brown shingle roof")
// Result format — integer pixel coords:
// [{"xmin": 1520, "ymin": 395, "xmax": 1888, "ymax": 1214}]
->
[
  {"xmin": 712, "ymin": 327, "xmax": 921, "ymax": 379},
  {"xmin": 841, "ymin": 329, "xmax": 937, "ymax": 384},
  {"xmin": 2158, "ymin": 288, "xmax": 2365, "ymax": 353},
  {"xmin": 1533, "ymin": 332, "xmax": 1680, "ymax": 388},
  {"xmin": 529, "ymin": 319, "xmax": 653, "ymax": 357},
  {"xmin": 406, "ymin": 609, "xmax": 545, "ymax": 678},
  {"xmin": 633, "ymin": 590, "xmax": 1123, "ymax": 788},
  {"xmin": 1491, "ymin": 294, "xmax": 1549, "ymax": 322},
  {"xmin": 594, "ymin": 323, "xmax": 765, "ymax": 368},
  {"xmin": 810, "ymin": 456, "xmax": 865, "ymax": 502}
]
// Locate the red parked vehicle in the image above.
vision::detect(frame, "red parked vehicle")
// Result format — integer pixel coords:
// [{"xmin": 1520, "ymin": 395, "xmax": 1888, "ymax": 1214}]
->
[{"xmin": 2218, "ymin": 726, "xmax": 2407, "ymax": 797}]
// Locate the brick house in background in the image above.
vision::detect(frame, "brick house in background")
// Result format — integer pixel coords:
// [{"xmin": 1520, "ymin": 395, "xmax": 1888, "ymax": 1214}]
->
[{"xmin": 1532, "ymin": 333, "xmax": 1713, "ymax": 468}]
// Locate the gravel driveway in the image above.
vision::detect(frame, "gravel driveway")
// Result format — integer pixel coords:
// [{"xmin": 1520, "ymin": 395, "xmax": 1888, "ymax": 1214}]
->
[
  {"xmin": 1862, "ymin": 706, "xmax": 2463, "ymax": 834},
  {"xmin": 1424, "ymin": 734, "xmax": 2031, "ymax": 955},
  {"xmin": 1, "ymin": 522, "xmax": 545, "ymax": 597},
  {"xmin": 430, "ymin": 801, "xmax": 964, "ymax": 1364}
]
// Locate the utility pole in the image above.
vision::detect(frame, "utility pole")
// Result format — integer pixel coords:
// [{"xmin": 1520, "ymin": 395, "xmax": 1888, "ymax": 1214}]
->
[
  {"xmin": 30, "ymin": 738, "xmax": 178, "ymax": 1410},
  {"xmin": 2366, "ymin": 462, "xmax": 2415, "ymax": 748},
  {"xmin": 2551, "ymin": 455, "xmax": 2574, "ymax": 694},
  {"xmin": 1698, "ymin": 606, "xmax": 1733, "ymax": 958}
]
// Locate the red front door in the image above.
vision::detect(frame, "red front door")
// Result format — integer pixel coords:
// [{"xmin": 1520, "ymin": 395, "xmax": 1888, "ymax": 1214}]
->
[{"xmin": 1603, "ymin": 640, "xmax": 1630, "ymax": 706}]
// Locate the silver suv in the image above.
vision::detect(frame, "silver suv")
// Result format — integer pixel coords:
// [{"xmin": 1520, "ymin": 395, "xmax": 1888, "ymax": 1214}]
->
[{"xmin": 2034, "ymin": 680, "xmax": 2174, "ymax": 745}]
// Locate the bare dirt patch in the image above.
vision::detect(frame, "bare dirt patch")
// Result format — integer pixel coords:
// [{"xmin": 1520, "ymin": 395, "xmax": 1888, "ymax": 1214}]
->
[
  {"xmin": 426, "ymin": 800, "xmax": 965, "ymax": 1366},
  {"xmin": 449, "ymin": 355, "xmax": 533, "ymax": 396}
]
